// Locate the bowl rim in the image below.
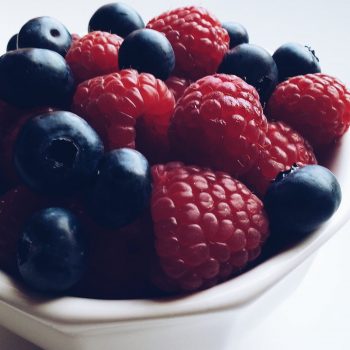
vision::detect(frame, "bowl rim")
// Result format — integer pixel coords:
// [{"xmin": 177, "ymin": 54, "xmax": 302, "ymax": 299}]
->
[{"xmin": 1, "ymin": 134, "xmax": 350, "ymax": 327}]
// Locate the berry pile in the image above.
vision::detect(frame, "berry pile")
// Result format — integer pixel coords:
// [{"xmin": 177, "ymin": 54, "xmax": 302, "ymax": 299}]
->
[{"xmin": 0, "ymin": 3, "xmax": 347, "ymax": 298}]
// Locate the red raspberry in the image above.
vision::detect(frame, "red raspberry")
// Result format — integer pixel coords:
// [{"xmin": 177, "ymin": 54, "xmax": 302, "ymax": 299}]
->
[
  {"xmin": 71, "ymin": 33, "xmax": 81, "ymax": 43},
  {"xmin": 66, "ymin": 31, "xmax": 123, "ymax": 83},
  {"xmin": 72, "ymin": 69, "xmax": 175, "ymax": 163},
  {"xmin": 0, "ymin": 187, "xmax": 51, "ymax": 273},
  {"xmin": 169, "ymin": 74, "xmax": 268, "ymax": 178},
  {"xmin": 147, "ymin": 6, "xmax": 229, "ymax": 79},
  {"xmin": 243, "ymin": 121, "xmax": 317, "ymax": 197},
  {"xmin": 68, "ymin": 201, "xmax": 157, "ymax": 299},
  {"xmin": 266, "ymin": 73, "xmax": 350, "ymax": 149},
  {"xmin": 151, "ymin": 162, "xmax": 269, "ymax": 292},
  {"xmin": 165, "ymin": 76, "xmax": 192, "ymax": 101}
]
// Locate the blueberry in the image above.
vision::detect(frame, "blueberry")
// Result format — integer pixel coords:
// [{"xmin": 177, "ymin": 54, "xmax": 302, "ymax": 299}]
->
[
  {"xmin": 87, "ymin": 148, "xmax": 152, "ymax": 229},
  {"xmin": 222, "ymin": 22, "xmax": 249, "ymax": 48},
  {"xmin": 118, "ymin": 28, "xmax": 175, "ymax": 80},
  {"xmin": 18, "ymin": 16, "xmax": 72, "ymax": 57},
  {"xmin": 17, "ymin": 207, "xmax": 87, "ymax": 293},
  {"xmin": 0, "ymin": 48, "xmax": 75, "ymax": 108},
  {"xmin": 14, "ymin": 111, "xmax": 104, "ymax": 195},
  {"xmin": 218, "ymin": 43, "xmax": 278, "ymax": 103},
  {"xmin": 264, "ymin": 164, "xmax": 341, "ymax": 240},
  {"xmin": 89, "ymin": 2, "xmax": 144, "ymax": 38},
  {"xmin": 6, "ymin": 34, "xmax": 18, "ymax": 51},
  {"xmin": 273, "ymin": 42, "xmax": 321, "ymax": 82}
]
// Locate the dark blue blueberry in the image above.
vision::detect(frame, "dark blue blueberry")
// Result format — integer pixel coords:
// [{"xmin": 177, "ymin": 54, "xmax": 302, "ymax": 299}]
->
[
  {"xmin": 118, "ymin": 28, "xmax": 175, "ymax": 80},
  {"xmin": 18, "ymin": 16, "xmax": 72, "ymax": 57},
  {"xmin": 218, "ymin": 43, "xmax": 278, "ymax": 103},
  {"xmin": 273, "ymin": 42, "xmax": 321, "ymax": 82},
  {"xmin": 87, "ymin": 148, "xmax": 152, "ymax": 229},
  {"xmin": 222, "ymin": 22, "xmax": 249, "ymax": 48},
  {"xmin": 264, "ymin": 164, "xmax": 341, "ymax": 241},
  {"xmin": 0, "ymin": 48, "xmax": 75, "ymax": 108},
  {"xmin": 14, "ymin": 111, "xmax": 104, "ymax": 195},
  {"xmin": 88, "ymin": 2, "xmax": 144, "ymax": 38},
  {"xmin": 17, "ymin": 207, "xmax": 87, "ymax": 293},
  {"xmin": 6, "ymin": 34, "xmax": 18, "ymax": 52}
]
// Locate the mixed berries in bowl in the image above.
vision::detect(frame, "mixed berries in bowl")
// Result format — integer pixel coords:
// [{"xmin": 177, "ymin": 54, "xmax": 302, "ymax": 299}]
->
[{"xmin": 0, "ymin": 2, "xmax": 348, "ymax": 303}]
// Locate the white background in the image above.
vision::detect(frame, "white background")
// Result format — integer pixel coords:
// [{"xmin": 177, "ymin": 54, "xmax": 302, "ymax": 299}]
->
[{"xmin": 1, "ymin": 0, "xmax": 350, "ymax": 349}]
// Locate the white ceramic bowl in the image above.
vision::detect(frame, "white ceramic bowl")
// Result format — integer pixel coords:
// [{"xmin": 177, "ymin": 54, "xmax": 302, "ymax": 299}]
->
[{"xmin": 1, "ymin": 133, "xmax": 350, "ymax": 350}]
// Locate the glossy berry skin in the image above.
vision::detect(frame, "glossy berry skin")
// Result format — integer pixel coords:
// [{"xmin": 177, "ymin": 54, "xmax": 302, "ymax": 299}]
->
[
  {"xmin": 273, "ymin": 43, "xmax": 321, "ymax": 82},
  {"xmin": 266, "ymin": 73, "xmax": 350, "ymax": 149},
  {"xmin": 72, "ymin": 69, "xmax": 175, "ymax": 163},
  {"xmin": 222, "ymin": 22, "xmax": 249, "ymax": 48},
  {"xmin": 88, "ymin": 2, "xmax": 144, "ymax": 38},
  {"xmin": 151, "ymin": 162, "xmax": 269, "ymax": 292},
  {"xmin": 14, "ymin": 111, "xmax": 104, "ymax": 195},
  {"xmin": 218, "ymin": 43, "xmax": 278, "ymax": 103},
  {"xmin": 17, "ymin": 207, "xmax": 87, "ymax": 293},
  {"xmin": 87, "ymin": 148, "xmax": 152, "ymax": 229},
  {"xmin": 0, "ymin": 48, "xmax": 75, "ymax": 108},
  {"xmin": 66, "ymin": 31, "xmax": 123, "ymax": 83},
  {"xmin": 6, "ymin": 34, "xmax": 18, "ymax": 51},
  {"xmin": 243, "ymin": 121, "xmax": 317, "ymax": 197},
  {"xmin": 169, "ymin": 74, "xmax": 267, "ymax": 178},
  {"xmin": 264, "ymin": 165, "xmax": 341, "ymax": 238},
  {"xmin": 147, "ymin": 6, "xmax": 229, "ymax": 80},
  {"xmin": 0, "ymin": 107, "xmax": 53, "ymax": 187},
  {"xmin": 18, "ymin": 16, "xmax": 72, "ymax": 57},
  {"xmin": 119, "ymin": 29, "xmax": 175, "ymax": 81}
]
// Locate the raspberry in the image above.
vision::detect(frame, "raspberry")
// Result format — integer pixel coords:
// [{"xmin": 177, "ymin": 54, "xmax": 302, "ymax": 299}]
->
[
  {"xmin": 66, "ymin": 31, "xmax": 123, "ymax": 83},
  {"xmin": 69, "ymin": 201, "xmax": 157, "ymax": 299},
  {"xmin": 266, "ymin": 73, "xmax": 350, "ymax": 149},
  {"xmin": 169, "ymin": 74, "xmax": 268, "ymax": 178},
  {"xmin": 147, "ymin": 6, "xmax": 229, "ymax": 79},
  {"xmin": 72, "ymin": 69, "xmax": 175, "ymax": 163},
  {"xmin": 165, "ymin": 76, "xmax": 192, "ymax": 101},
  {"xmin": 243, "ymin": 121, "xmax": 317, "ymax": 197},
  {"xmin": 151, "ymin": 162, "xmax": 269, "ymax": 292},
  {"xmin": 0, "ymin": 187, "xmax": 51, "ymax": 273},
  {"xmin": 71, "ymin": 33, "xmax": 81, "ymax": 43}
]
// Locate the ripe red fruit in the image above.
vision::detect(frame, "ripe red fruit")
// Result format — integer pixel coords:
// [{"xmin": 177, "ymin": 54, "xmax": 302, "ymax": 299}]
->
[
  {"xmin": 71, "ymin": 33, "xmax": 81, "ymax": 43},
  {"xmin": 266, "ymin": 73, "xmax": 350, "ymax": 149},
  {"xmin": 72, "ymin": 69, "xmax": 175, "ymax": 163},
  {"xmin": 147, "ymin": 6, "xmax": 229, "ymax": 79},
  {"xmin": 169, "ymin": 74, "xmax": 267, "ymax": 178},
  {"xmin": 243, "ymin": 121, "xmax": 317, "ymax": 197},
  {"xmin": 165, "ymin": 76, "xmax": 191, "ymax": 101},
  {"xmin": 151, "ymin": 162, "xmax": 269, "ymax": 292},
  {"xmin": 66, "ymin": 31, "xmax": 123, "ymax": 83},
  {"xmin": 68, "ymin": 200, "xmax": 157, "ymax": 299}
]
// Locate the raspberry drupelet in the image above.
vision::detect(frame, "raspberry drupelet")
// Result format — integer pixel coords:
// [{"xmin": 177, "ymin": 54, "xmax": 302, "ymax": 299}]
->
[
  {"xmin": 66, "ymin": 31, "xmax": 123, "ymax": 83},
  {"xmin": 147, "ymin": 6, "xmax": 229, "ymax": 79},
  {"xmin": 169, "ymin": 74, "xmax": 268, "ymax": 178},
  {"xmin": 72, "ymin": 69, "xmax": 175, "ymax": 163},
  {"xmin": 266, "ymin": 73, "xmax": 350, "ymax": 150},
  {"xmin": 151, "ymin": 162, "xmax": 269, "ymax": 292}
]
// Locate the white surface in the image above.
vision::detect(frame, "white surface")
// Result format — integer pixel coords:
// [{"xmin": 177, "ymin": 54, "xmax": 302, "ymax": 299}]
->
[
  {"xmin": 1, "ymin": 228, "xmax": 350, "ymax": 350},
  {"xmin": 1, "ymin": 0, "xmax": 350, "ymax": 349}
]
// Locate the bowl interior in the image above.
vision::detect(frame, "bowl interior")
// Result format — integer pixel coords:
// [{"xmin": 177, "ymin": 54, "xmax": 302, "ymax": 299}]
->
[{"xmin": 1, "ymin": 134, "xmax": 350, "ymax": 325}]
